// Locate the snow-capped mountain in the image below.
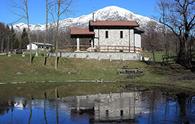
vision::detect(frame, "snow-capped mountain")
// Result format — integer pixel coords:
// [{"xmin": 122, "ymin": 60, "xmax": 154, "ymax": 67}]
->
[
  {"xmin": 13, "ymin": 23, "xmax": 45, "ymax": 31},
  {"xmin": 13, "ymin": 6, "xmax": 159, "ymax": 31}
]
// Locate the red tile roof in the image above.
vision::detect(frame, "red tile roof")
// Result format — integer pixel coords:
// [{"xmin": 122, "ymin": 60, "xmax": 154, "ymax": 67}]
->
[
  {"xmin": 70, "ymin": 27, "xmax": 95, "ymax": 36},
  {"xmin": 90, "ymin": 20, "xmax": 139, "ymax": 27}
]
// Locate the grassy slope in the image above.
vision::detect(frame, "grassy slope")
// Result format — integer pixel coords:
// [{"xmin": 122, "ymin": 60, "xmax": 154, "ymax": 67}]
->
[
  {"xmin": 0, "ymin": 55, "xmax": 145, "ymax": 82},
  {"xmin": 0, "ymin": 55, "xmax": 194, "ymax": 98}
]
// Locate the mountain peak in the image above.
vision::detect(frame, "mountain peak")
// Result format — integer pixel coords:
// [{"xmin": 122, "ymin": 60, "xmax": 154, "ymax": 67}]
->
[
  {"xmin": 97, "ymin": 6, "xmax": 133, "ymax": 13},
  {"xmin": 93, "ymin": 6, "xmax": 134, "ymax": 21}
]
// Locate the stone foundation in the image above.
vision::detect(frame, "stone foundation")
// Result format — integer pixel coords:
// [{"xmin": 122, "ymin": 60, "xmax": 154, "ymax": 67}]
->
[{"xmin": 50, "ymin": 52, "xmax": 142, "ymax": 61}]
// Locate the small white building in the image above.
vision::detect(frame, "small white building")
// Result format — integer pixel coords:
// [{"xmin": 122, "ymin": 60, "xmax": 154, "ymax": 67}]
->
[{"xmin": 27, "ymin": 42, "xmax": 53, "ymax": 51}]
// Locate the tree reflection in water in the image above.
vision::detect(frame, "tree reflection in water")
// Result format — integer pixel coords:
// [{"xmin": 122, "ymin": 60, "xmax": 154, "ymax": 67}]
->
[
  {"xmin": 177, "ymin": 93, "xmax": 193, "ymax": 124},
  {"xmin": 44, "ymin": 99, "xmax": 48, "ymax": 124},
  {"xmin": 0, "ymin": 99, "xmax": 14, "ymax": 115},
  {"xmin": 28, "ymin": 99, "xmax": 32, "ymax": 124},
  {"xmin": 56, "ymin": 100, "xmax": 59, "ymax": 124}
]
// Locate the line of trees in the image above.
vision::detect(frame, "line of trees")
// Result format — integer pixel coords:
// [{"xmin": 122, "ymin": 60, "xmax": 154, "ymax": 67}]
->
[
  {"xmin": 0, "ymin": 22, "xmax": 30, "ymax": 53},
  {"xmin": 0, "ymin": 23, "xmax": 73, "ymax": 53}
]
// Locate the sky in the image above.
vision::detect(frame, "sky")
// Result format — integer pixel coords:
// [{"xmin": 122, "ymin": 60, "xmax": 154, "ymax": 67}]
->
[{"xmin": 0, "ymin": 0, "xmax": 159, "ymax": 25}]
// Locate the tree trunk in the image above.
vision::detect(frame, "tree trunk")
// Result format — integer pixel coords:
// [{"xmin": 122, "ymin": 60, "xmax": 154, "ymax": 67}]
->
[
  {"xmin": 7, "ymin": 36, "xmax": 10, "ymax": 53},
  {"xmin": 25, "ymin": 0, "xmax": 32, "ymax": 64},
  {"xmin": 177, "ymin": 39, "xmax": 192, "ymax": 68},
  {"xmin": 55, "ymin": 0, "xmax": 61, "ymax": 70},
  {"xmin": 10, "ymin": 37, "xmax": 13, "ymax": 53},
  {"xmin": 44, "ymin": 0, "xmax": 48, "ymax": 65},
  {"xmin": 177, "ymin": 93, "xmax": 190, "ymax": 124},
  {"xmin": 1, "ymin": 38, "xmax": 4, "ymax": 53},
  {"xmin": 152, "ymin": 50, "xmax": 155, "ymax": 63}
]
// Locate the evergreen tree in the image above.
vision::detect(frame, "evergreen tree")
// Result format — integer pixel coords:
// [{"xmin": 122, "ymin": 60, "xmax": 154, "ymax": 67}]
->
[
  {"xmin": 6, "ymin": 25, "xmax": 11, "ymax": 52},
  {"xmin": 10, "ymin": 26, "xmax": 18, "ymax": 50},
  {"xmin": 21, "ymin": 28, "xmax": 29, "ymax": 49},
  {"xmin": 14, "ymin": 38, "xmax": 20, "ymax": 50},
  {"xmin": 0, "ymin": 23, "xmax": 6, "ymax": 52}
]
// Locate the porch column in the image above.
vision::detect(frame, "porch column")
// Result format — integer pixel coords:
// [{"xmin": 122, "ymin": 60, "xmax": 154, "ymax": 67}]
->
[
  {"xmin": 76, "ymin": 38, "xmax": 80, "ymax": 51},
  {"xmin": 129, "ymin": 29, "xmax": 135, "ymax": 52},
  {"xmin": 91, "ymin": 39, "xmax": 94, "ymax": 48}
]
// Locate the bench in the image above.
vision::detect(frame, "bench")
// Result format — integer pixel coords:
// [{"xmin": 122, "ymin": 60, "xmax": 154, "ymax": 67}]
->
[{"xmin": 117, "ymin": 66, "xmax": 144, "ymax": 78}]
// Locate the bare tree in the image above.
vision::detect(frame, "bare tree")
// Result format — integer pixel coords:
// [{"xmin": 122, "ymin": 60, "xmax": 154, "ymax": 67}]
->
[
  {"xmin": 158, "ymin": 0, "xmax": 195, "ymax": 68},
  {"xmin": 44, "ymin": 0, "xmax": 49, "ymax": 65},
  {"xmin": 143, "ymin": 21, "xmax": 162, "ymax": 62},
  {"xmin": 49, "ymin": 0, "xmax": 72, "ymax": 69},
  {"xmin": 24, "ymin": 0, "xmax": 33, "ymax": 63},
  {"xmin": 13, "ymin": 0, "xmax": 32, "ymax": 63},
  {"xmin": 158, "ymin": 0, "xmax": 169, "ymax": 56}
]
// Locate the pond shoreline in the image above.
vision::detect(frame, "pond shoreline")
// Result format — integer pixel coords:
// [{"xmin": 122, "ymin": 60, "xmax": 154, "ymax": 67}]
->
[
  {"xmin": 0, "ymin": 81, "xmax": 195, "ymax": 99},
  {"xmin": 0, "ymin": 80, "xmax": 117, "ymax": 85}
]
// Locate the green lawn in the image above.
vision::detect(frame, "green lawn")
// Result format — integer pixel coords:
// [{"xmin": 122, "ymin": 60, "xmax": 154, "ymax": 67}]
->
[
  {"xmin": 142, "ymin": 51, "xmax": 177, "ymax": 62},
  {"xmin": 0, "ymin": 54, "xmax": 194, "ymax": 99}
]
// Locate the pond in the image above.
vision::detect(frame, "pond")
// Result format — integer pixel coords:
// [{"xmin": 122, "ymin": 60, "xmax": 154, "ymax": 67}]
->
[{"xmin": 0, "ymin": 90, "xmax": 195, "ymax": 124}]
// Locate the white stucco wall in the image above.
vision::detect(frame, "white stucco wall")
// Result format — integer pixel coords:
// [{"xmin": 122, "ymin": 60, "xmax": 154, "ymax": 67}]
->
[
  {"xmin": 27, "ymin": 43, "xmax": 38, "ymax": 50},
  {"xmin": 129, "ymin": 29, "xmax": 134, "ymax": 47},
  {"xmin": 93, "ymin": 28, "xmax": 142, "ymax": 52},
  {"xmin": 135, "ymin": 33, "xmax": 141, "ymax": 48},
  {"xmin": 95, "ymin": 29, "xmax": 129, "ymax": 46},
  {"xmin": 94, "ymin": 29, "xmax": 132, "ymax": 46}
]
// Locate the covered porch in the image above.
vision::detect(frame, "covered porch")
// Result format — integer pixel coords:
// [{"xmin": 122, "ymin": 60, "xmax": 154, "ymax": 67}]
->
[{"xmin": 70, "ymin": 27, "xmax": 95, "ymax": 52}]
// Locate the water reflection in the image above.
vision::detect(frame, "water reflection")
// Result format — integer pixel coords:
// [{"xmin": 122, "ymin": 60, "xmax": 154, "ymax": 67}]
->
[
  {"xmin": 0, "ymin": 98, "xmax": 89, "ymax": 124},
  {"xmin": 0, "ymin": 90, "xmax": 194, "ymax": 124}
]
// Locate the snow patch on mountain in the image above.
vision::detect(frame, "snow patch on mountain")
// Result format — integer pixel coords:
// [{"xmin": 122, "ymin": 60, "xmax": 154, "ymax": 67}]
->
[{"xmin": 13, "ymin": 6, "xmax": 160, "ymax": 31}]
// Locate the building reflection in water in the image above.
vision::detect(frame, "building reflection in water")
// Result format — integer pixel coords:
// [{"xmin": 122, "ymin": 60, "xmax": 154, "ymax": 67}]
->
[{"xmin": 65, "ymin": 91, "xmax": 195, "ymax": 123}]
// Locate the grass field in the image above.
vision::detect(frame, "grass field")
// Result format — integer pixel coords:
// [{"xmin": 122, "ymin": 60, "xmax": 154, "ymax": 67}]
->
[{"xmin": 0, "ymin": 54, "xmax": 195, "ymax": 99}]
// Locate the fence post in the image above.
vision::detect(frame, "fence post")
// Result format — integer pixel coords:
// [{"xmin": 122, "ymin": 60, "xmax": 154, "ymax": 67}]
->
[
  {"xmin": 55, "ymin": 88, "xmax": 59, "ymax": 98},
  {"xmin": 44, "ymin": 91, "xmax": 47, "ymax": 99},
  {"xmin": 76, "ymin": 96, "xmax": 80, "ymax": 112}
]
